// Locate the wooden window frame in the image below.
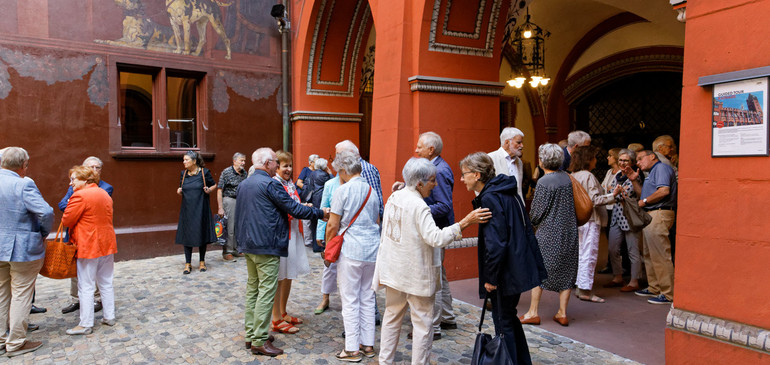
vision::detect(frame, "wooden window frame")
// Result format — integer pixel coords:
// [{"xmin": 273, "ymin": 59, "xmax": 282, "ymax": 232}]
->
[{"xmin": 108, "ymin": 57, "xmax": 213, "ymax": 160}]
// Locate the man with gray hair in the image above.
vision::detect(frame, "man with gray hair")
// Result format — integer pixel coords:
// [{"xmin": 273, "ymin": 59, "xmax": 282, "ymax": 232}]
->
[
  {"xmin": 235, "ymin": 147, "xmax": 329, "ymax": 357},
  {"xmin": 488, "ymin": 127, "xmax": 526, "ymax": 201},
  {"xmin": 335, "ymin": 140, "xmax": 383, "ymax": 219},
  {"xmin": 652, "ymin": 135, "xmax": 678, "ymax": 172},
  {"xmin": 217, "ymin": 152, "xmax": 248, "ymax": 261},
  {"xmin": 561, "ymin": 130, "xmax": 591, "ymax": 171},
  {"xmin": 392, "ymin": 132, "xmax": 458, "ymax": 338},
  {"xmin": 59, "ymin": 156, "xmax": 114, "ymax": 315},
  {"xmin": 0, "ymin": 147, "xmax": 53, "ymax": 357}
]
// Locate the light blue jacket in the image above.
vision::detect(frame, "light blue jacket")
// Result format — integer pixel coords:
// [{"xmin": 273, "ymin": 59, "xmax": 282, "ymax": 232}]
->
[{"xmin": 0, "ymin": 169, "xmax": 54, "ymax": 262}]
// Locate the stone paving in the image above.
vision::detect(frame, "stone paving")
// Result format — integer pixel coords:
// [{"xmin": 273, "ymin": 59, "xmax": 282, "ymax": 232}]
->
[{"xmin": 12, "ymin": 247, "xmax": 639, "ymax": 364}]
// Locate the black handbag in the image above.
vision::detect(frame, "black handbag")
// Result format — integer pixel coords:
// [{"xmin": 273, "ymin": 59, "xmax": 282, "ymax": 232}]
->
[{"xmin": 471, "ymin": 292, "xmax": 514, "ymax": 365}]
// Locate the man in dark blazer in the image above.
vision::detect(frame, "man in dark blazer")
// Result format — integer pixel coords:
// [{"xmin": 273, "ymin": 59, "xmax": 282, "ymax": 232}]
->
[
  {"xmin": 393, "ymin": 131, "xmax": 457, "ymax": 338},
  {"xmin": 235, "ymin": 147, "xmax": 328, "ymax": 357}
]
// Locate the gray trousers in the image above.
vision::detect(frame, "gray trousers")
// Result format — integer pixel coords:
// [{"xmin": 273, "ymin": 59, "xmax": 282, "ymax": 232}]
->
[
  {"xmin": 432, "ymin": 248, "xmax": 456, "ymax": 333},
  {"xmin": 607, "ymin": 223, "xmax": 643, "ymax": 280},
  {"xmin": 223, "ymin": 197, "xmax": 237, "ymax": 255},
  {"xmin": 70, "ymin": 277, "xmax": 100, "ymax": 303}
]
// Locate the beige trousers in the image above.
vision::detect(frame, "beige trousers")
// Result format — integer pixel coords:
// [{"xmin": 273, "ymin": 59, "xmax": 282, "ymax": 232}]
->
[
  {"xmin": 642, "ymin": 210, "xmax": 676, "ymax": 300},
  {"xmin": 379, "ymin": 286, "xmax": 435, "ymax": 365},
  {"xmin": 0, "ymin": 258, "xmax": 44, "ymax": 351}
]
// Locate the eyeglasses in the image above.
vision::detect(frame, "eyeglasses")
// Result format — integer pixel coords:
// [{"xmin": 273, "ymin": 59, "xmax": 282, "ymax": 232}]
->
[{"xmin": 461, "ymin": 171, "xmax": 476, "ymax": 176}]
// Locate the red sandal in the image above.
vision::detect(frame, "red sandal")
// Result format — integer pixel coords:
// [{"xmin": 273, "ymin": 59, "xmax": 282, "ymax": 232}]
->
[
  {"xmin": 271, "ymin": 320, "xmax": 299, "ymax": 334},
  {"xmin": 282, "ymin": 312, "xmax": 303, "ymax": 325}
]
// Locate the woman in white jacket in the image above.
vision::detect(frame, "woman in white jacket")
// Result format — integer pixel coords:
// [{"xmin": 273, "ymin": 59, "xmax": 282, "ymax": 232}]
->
[
  {"xmin": 569, "ymin": 146, "xmax": 621, "ymax": 303},
  {"xmin": 373, "ymin": 157, "xmax": 490, "ymax": 365}
]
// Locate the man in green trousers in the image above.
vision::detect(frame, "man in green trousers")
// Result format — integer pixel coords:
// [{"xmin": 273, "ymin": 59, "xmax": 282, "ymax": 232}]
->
[{"xmin": 234, "ymin": 147, "xmax": 329, "ymax": 357}]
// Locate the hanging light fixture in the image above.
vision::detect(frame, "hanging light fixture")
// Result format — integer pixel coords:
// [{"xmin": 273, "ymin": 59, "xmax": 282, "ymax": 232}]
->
[{"xmin": 505, "ymin": 7, "xmax": 550, "ymax": 88}]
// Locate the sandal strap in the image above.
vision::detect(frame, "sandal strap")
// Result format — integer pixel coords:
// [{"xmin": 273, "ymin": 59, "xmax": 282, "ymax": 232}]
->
[{"xmin": 271, "ymin": 320, "xmax": 298, "ymax": 333}]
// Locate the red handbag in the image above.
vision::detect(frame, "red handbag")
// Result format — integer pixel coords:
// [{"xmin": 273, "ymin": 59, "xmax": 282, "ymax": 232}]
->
[{"xmin": 324, "ymin": 187, "xmax": 372, "ymax": 263}]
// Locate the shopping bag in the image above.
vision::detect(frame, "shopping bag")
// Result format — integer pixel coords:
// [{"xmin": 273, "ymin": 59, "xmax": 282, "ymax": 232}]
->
[{"xmin": 39, "ymin": 223, "xmax": 78, "ymax": 279}]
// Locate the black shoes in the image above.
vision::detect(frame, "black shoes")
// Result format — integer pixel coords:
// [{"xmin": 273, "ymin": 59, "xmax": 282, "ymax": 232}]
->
[
  {"xmin": 62, "ymin": 302, "xmax": 102, "ymax": 314},
  {"xmin": 30, "ymin": 305, "xmax": 47, "ymax": 314},
  {"xmin": 439, "ymin": 322, "xmax": 457, "ymax": 330}
]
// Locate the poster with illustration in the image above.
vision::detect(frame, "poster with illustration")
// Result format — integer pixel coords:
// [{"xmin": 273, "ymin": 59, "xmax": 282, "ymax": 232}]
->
[{"xmin": 712, "ymin": 77, "xmax": 769, "ymax": 156}]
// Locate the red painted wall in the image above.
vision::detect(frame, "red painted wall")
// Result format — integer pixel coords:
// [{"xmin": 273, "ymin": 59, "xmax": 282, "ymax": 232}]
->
[
  {"xmin": 666, "ymin": 329, "xmax": 769, "ymax": 364},
  {"xmin": 670, "ymin": 0, "xmax": 770, "ymax": 361}
]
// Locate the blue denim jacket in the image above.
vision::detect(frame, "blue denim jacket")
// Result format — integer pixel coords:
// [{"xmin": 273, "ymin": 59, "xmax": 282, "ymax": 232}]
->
[{"xmin": 0, "ymin": 169, "xmax": 54, "ymax": 262}]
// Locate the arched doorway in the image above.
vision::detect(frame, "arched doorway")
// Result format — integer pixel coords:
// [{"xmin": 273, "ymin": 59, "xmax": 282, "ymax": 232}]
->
[{"xmin": 572, "ymin": 71, "xmax": 682, "ymax": 176}]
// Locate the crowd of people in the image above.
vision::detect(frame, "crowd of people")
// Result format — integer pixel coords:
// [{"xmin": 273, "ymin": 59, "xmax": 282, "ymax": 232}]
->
[{"xmin": 0, "ymin": 129, "xmax": 679, "ymax": 363}]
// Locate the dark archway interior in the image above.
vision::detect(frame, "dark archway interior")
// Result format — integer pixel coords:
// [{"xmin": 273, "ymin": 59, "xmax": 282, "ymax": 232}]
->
[{"xmin": 573, "ymin": 71, "xmax": 682, "ymax": 177}]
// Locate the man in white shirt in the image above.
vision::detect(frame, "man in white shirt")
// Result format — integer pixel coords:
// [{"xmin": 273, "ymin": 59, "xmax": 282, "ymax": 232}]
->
[{"xmin": 488, "ymin": 127, "xmax": 525, "ymax": 201}]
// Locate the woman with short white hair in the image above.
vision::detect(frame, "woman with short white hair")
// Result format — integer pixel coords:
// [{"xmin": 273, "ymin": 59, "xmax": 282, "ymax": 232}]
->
[
  {"xmin": 374, "ymin": 157, "xmax": 490, "ymax": 365},
  {"xmin": 326, "ymin": 151, "xmax": 381, "ymax": 362}
]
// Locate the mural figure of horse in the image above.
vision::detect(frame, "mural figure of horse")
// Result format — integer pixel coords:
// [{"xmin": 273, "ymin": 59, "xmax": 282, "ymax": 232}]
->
[{"xmin": 166, "ymin": 0, "xmax": 233, "ymax": 60}]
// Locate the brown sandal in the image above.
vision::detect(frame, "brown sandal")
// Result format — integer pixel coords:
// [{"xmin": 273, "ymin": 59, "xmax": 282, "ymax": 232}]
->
[
  {"xmin": 199, "ymin": 262, "xmax": 207, "ymax": 272},
  {"xmin": 183, "ymin": 264, "xmax": 192, "ymax": 275}
]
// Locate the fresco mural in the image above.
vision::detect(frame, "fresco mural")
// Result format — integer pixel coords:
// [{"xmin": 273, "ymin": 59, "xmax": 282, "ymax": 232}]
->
[{"xmin": 96, "ymin": 0, "xmax": 275, "ymax": 59}]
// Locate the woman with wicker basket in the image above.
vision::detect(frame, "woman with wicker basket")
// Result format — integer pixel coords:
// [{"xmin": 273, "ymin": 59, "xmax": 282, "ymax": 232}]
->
[{"xmin": 62, "ymin": 165, "xmax": 118, "ymax": 335}]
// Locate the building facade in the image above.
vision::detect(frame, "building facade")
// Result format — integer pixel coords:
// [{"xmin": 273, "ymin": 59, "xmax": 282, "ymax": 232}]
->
[{"xmin": 0, "ymin": 0, "xmax": 285, "ymax": 259}]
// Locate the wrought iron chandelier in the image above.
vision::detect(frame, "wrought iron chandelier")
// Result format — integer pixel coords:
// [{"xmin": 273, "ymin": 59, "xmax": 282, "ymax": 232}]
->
[{"xmin": 506, "ymin": 7, "xmax": 550, "ymax": 88}]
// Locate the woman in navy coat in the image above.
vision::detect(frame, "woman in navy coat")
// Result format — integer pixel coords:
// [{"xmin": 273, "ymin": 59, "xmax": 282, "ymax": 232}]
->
[{"xmin": 459, "ymin": 152, "xmax": 547, "ymax": 365}]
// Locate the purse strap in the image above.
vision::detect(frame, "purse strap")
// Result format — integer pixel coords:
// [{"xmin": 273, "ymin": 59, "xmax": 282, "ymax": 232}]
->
[
  {"xmin": 54, "ymin": 221, "xmax": 64, "ymax": 242},
  {"xmin": 477, "ymin": 291, "xmax": 489, "ymax": 332},
  {"xmin": 339, "ymin": 186, "xmax": 372, "ymax": 238},
  {"xmin": 180, "ymin": 168, "xmax": 207, "ymax": 189}
]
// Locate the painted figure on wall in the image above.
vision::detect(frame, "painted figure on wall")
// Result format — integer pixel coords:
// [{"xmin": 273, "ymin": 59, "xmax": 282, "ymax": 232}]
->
[
  {"xmin": 166, "ymin": 0, "xmax": 232, "ymax": 59},
  {"xmin": 99, "ymin": 0, "xmax": 275, "ymax": 60}
]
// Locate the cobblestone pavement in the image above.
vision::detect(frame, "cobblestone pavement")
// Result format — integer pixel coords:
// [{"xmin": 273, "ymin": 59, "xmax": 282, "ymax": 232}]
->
[{"xmin": 14, "ymin": 247, "xmax": 639, "ymax": 364}]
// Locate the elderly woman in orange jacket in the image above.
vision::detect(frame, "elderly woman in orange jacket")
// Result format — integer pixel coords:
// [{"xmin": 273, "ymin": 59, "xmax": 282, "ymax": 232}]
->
[{"xmin": 62, "ymin": 165, "xmax": 118, "ymax": 335}]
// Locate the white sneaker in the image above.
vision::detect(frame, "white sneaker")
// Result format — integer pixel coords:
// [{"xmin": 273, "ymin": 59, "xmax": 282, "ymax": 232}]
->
[
  {"xmin": 66, "ymin": 326, "xmax": 93, "ymax": 335},
  {"xmin": 101, "ymin": 318, "xmax": 116, "ymax": 326}
]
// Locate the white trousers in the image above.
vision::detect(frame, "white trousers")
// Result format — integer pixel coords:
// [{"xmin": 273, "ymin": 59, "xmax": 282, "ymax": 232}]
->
[
  {"xmin": 321, "ymin": 261, "xmax": 338, "ymax": 294},
  {"xmin": 77, "ymin": 255, "xmax": 116, "ymax": 328},
  {"xmin": 302, "ymin": 220, "xmax": 314, "ymax": 246},
  {"xmin": 576, "ymin": 222, "xmax": 600, "ymax": 290},
  {"xmin": 337, "ymin": 254, "xmax": 375, "ymax": 352},
  {"xmin": 380, "ymin": 286, "xmax": 435, "ymax": 365}
]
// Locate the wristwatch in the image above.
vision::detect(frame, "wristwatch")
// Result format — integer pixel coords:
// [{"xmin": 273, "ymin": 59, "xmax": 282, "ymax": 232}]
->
[{"xmin": 643, "ymin": 198, "xmax": 648, "ymax": 204}]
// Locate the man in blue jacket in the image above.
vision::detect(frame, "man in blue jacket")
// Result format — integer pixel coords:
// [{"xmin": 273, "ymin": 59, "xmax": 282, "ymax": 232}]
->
[
  {"xmin": 0, "ymin": 147, "xmax": 54, "ymax": 357},
  {"xmin": 392, "ymin": 132, "xmax": 457, "ymax": 339},
  {"xmin": 235, "ymin": 147, "xmax": 328, "ymax": 357}
]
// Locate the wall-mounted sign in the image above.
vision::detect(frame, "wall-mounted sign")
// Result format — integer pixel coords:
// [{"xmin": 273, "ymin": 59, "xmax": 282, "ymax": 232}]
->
[{"xmin": 712, "ymin": 77, "xmax": 769, "ymax": 156}]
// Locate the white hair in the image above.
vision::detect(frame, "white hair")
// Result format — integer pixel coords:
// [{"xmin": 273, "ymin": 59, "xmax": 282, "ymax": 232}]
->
[
  {"xmin": 233, "ymin": 152, "xmax": 246, "ymax": 161},
  {"xmin": 499, "ymin": 127, "xmax": 524, "ymax": 146},
  {"xmin": 567, "ymin": 130, "xmax": 591, "ymax": 148},
  {"xmin": 308, "ymin": 154, "xmax": 319, "ymax": 164},
  {"xmin": 0, "ymin": 147, "xmax": 29, "ymax": 170},
  {"xmin": 314, "ymin": 158, "xmax": 328, "ymax": 171},
  {"xmin": 652, "ymin": 135, "xmax": 676, "ymax": 152},
  {"xmin": 335, "ymin": 140, "xmax": 360, "ymax": 157},
  {"xmin": 252, "ymin": 147, "xmax": 274, "ymax": 166},
  {"xmin": 418, "ymin": 132, "xmax": 443, "ymax": 156},
  {"xmin": 332, "ymin": 150, "xmax": 362, "ymax": 174},
  {"xmin": 538, "ymin": 143, "xmax": 564, "ymax": 170},
  {"xmin": 402, "ymin": 157, "xmax": 436, "ymax": 188},
  {"xmin": 83, "ymin": 156, "xmax": 104, "ymax": 167}
]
